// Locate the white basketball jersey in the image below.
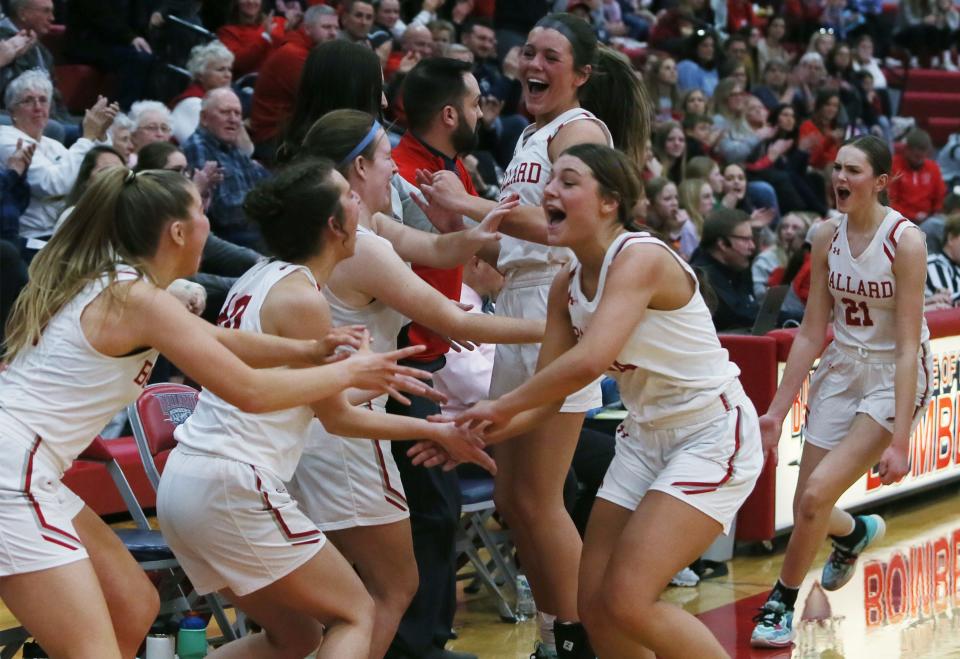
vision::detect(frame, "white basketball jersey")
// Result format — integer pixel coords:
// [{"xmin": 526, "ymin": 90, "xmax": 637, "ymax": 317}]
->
[
  {"xmin": 567, "ymin": 233, "xmax": 740, "ymax": 424},
  {"xmin": 497, "ymin": 108, "xmax": 613, "ymax": 273},
  {"xmin": 0, "ymin": 268, "xmax": 158, "ymax": 474},
  {"xmin": 827, "ymin": 209, "xmax": 930, "ymax": 353},
  {"xmin": 304, "ymin": 226, "xmax": 406, "ymax": 454},
  {"xmin": 174, "ymin": 260, "xmax": 319, "ymax": 481}
]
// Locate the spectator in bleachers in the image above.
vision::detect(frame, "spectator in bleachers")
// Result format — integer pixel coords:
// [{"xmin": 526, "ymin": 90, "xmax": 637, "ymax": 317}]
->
[
  {"xmin": 895, "ymin": 0, "xmax": 959, "ymax": 69},
  {"xmin": 939, "ymin": 132, "xmax": 960, "ymax": 188},
  {"xmin": 756, "ymin": 16, "xmax": 792, "ymax": 74},
  {"xmin": 386, "ymin": 23, "xmax": 434, "ymax": 82},
  {"xmin": 926, "ymin": 212, "xmax": 960, "ymax": 307},
  {"xmin": 340, "ymin": 0, "xmax": 375, "ymax": 44},
  {"xmin": 645, "ymin": 176, "xmax": 699, "ymax": 259},
  {"xmin": 678, "ymin": 176, "xmax": 714, "ymax": 241},
  {"xmin": 753, "ymin": 59, "xmax": 795, "ymax": 113},
  {"xmin": 169, "ymin": 41, "xmax": 234, "ymax": 145},
  {"xmin": 683, "ymin": 112, "xmax": 719, "ymax": 158},
  {"xmin": 62, "ymin": 0, "xmax": 154, "ymax": 110},
  {"xmin": 375, "ymin": 0, "xmax": 406, "ymax": 39},
  {"xmin": 768, "ymin": 103, "xmax": 829, "ymax": 215},
  {"xmin": 691, "ymin": 206, "xmax": 759, "ymax": 331},
  {"xmin": 107, "ymin": 112, "xmax": 135, "ymax": 163},
  {"xmin": 0, "ymin": 133, "xmax": 33, "ymax": 246},
  {"xmin": 217, "ymin": 0, "xmax": 302, "ymax": 78},
  {"xmin": 651, "ymin": 120, "xmax": 687, "ymax": 182},
  {"xmin": 181, "ymin": 87, "xmax": 268, "ymax": 249},
  {"xmin": 723, "ymin": 33, "xmax": 755, "ymax": 85},
  {"xmin": 798, "ymin": 89, "xmax": 843, "ymax": 171},
  {"xmin": 687, "ymin": 154, "xmax": 726, "ymax": 206},
  {"xmin": 129, "ymin": 100, "xmax": 174, "ymax": 155},
  {"xmin": 821, "ymin": 0, "xmax": 862, "ymax": 42},
  {"xmin": 678, "ymin": 28, "xmax": 721, "ymax": 95},
  {"xmin": 249, "ymin": 5, "xmax": 339, "ymax": 153},
  {"xmin": 851, "ymin": 69, "xmax": 892, "ymax": 145},
  {"xmin": 751, "ymin": 211, "xmax": 811, "ymax": 298},
  {"xmin": 276, "ymin": 40, "xmax": 384, "ymax": 163},
  {"xmin": 0, "ymin": 0, "xmax": 75, "ymax": 135},
  {"xmin": 791, "ymin": 51, "xmax": 827, "ymax": 120},
  {"xmin": 428, "ymin": 19, "xmax": 456, "ymax": 55},
  {"xmin": 646, "ymin": 56, "xmax": 682, "ymax": 121},
  {"xmin": 851, "ymin": 34, "xmax": 888, "ymax": 90},
  {"xmin": 680, "ymin": 87, "xmax": 709, "ymax": 118},
  {"xmin": 889, "ymin": 128, "xmax": 948, "ymax": 224},
  {"xmin": 0, "ymin": 70, "xmax": 116, "ymax": 248},
  {"xmin": 712, "ymin": 78, "xmax": 762, "ymax": 164},
  {"xmin": 649, "ymin": 0, "xmax": 711, "ymax": 57},
  {"xmin": 806, "ymin": 26, "xmax": 837, "ymax": 60}
]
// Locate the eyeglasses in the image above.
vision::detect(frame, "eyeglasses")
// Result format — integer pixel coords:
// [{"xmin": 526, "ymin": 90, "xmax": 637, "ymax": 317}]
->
[
  {"xmin": 16, "ymin": 95, "xmax": 49, "ymax": 107},
  {"xmin": 139, "ymin": 123, "xmax": 172, "ymax": 134},
  {"xmin": 728, "ymin": 234, "xmax": 755, "ymax": 243},
  {"xmin": 818, "ymin": 27, "xmax": 835, "ymax": 35}
]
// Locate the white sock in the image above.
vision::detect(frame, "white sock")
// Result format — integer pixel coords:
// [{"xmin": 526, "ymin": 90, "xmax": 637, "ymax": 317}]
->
[{"xmin": 538, "ymin": 612, "xmax": 557, "ymax": 652}]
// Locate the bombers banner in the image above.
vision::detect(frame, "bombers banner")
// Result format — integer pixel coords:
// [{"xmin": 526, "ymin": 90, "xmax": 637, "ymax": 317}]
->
[{"xmin": 774, "ymin": 335, "xmax": 960, "ymax": 532}]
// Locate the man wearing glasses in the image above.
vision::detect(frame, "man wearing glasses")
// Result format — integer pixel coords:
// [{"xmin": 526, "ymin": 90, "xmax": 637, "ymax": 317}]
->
[{"xmin": 691, "ymin": 207, "xmax": 760, "ymax": 331}]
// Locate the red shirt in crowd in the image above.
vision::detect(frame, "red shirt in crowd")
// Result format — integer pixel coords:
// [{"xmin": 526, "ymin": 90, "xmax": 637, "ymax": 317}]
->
[
  {"xmin": 216, "ymin": 17, "xmax": 287, "ymax": 77},
  {"xmin": 170, "ymin": 82, "xmax": 205, "ymax": 108},
  {"xmin": 889, "ymin": 153, "xmax": 947, "ymax": 222},
  {"xmin": 392, "ymin": 132, "xmax": 478, "ymax": 363},
  {"xmin": 250, "ymin": 29, "xmax": 313, "ymax": 143},
  {"xmin": 798, "ymin": 119, "xmax": 841, "ymax": 170}
]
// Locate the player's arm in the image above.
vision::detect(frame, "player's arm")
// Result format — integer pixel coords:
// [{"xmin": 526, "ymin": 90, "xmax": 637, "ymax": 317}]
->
[
  {"xmin": 123, "ymin": 281, "xmax": 427, "ymax": 414},
  {"xmin": 880, "ymin": 227, "xmax": 927, "ymax": 483},
  {"xmin": 417, "ymin": 122, "xmax": 609, "ymax": 245},
  {"xmin": 341, "ymin": 236, "xmax": 543, "ymax": 345},
  {"xmin": 764, "ymin": 221, "xmax": 837, "ymax": 422},
  {"xmin": 370, "ymin": 194, "xmax": 515, "ymax": 269},
  {"xmin": 210, "ymin": 323, "xmax": 366, "ymax": 368}
]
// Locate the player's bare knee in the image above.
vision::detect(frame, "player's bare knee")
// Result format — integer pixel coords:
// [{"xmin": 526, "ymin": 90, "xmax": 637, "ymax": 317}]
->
[
  {"xmin": 796, "ymin": 481, "xmax": 831, "ymax": 522},
  {"xmin": 264, "ymin": 625, "xmax": 324, "ymax": 659}
]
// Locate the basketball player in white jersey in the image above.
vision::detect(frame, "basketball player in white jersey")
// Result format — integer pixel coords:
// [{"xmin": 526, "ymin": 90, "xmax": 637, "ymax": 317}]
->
[
  {"xmin": 0, "ymin": 167, "xmax": 434, "ymax": 658},
  {"xmin": 158, "ymin": 159, "xmax": 500, "ymax": 659},
  {"xmin": 414, "ymin": 14, "xmax": 650, "ymax": 657},
  {"xmin": 289, "ymin": 111, "xmax": 543, "ymax": 659},
  {"xmin": 413, "ymin": 143, "xmax": 763, "ymax": 658},
  {"xmin": 751, "ymin": 134, "xmax": 931, "ymax": 648}
]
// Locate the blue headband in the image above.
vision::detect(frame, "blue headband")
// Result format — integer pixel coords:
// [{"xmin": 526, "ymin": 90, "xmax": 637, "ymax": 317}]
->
[{"xmin": 339, "ymin": 120, "xmax": 382, "ymax": 167}]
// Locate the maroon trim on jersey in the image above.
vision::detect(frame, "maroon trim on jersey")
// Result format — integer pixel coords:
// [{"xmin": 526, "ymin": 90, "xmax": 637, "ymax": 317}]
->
[
  {"xmin": 545, "ymin": 112, "xmax": 602, "ymax": 148},
  {"xmin": 23, "ymin": 436, "xmax": 82, "ymax": 551},
  {"xmin": 373, "ymin": 441, "xmax": 408, "ymax": 512},
  {"xmin": 887, "ymin": 219, "xmax": 909, "ymax": 248},
  {"xmin": 671, "ymin": 406, "xmax": 742, "ymax": 495},
  {"xmin": 251, "ymin": 466, "xmax": 323, "ymax": 546},
  {"xmin": 882, "ymin": 243, "xmax": 895, "ymax": 265}
]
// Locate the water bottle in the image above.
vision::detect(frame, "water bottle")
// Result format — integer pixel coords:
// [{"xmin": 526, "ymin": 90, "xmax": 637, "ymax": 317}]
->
[
  {"xmin": 177, "ymin": 613, "xmax": 208, "ymax": 659},
  {"xmin": 515, "ymin": 573, "xmax": 536, "ymax": 622},
  {"xmin": 145, "ymin": 620, "xmax": 176, "ymax": 659}
]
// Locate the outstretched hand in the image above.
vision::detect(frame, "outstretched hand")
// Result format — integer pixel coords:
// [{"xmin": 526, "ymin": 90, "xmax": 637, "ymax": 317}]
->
[
  {"xmin": 471, "ymin": 192, "xmax": 518, "ymax": 243},
  {"xmin": 312, "ymin": 324, "xmax": 368, "ymax": 364}
]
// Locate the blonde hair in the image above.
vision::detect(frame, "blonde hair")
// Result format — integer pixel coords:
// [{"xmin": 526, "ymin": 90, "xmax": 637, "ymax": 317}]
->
[
  {"xmin": 4, "ymin": 168, "xmax": 195, "ymax": 360},
  {"xmin": 678, "ymin": 177, "xmax": 709, "ymax": 234}
]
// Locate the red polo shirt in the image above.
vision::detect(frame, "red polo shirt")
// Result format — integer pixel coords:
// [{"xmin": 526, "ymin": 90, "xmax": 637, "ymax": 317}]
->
[
  {"xmin": 392, "ymin": 132, "xmax": 478, "ymax": 362},
  {"xmin": 889, "ymin": 154, "xmax": 947, "ymax": 222},
  {"xmin": 250, "ymin": 29, "xmax": 313, "ymax": 143}
]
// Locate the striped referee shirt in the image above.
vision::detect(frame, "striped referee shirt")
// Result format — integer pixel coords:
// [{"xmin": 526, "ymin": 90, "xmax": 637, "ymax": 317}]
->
[{"xmin": 926, "ymin": 253, "xmax": 960, "ymax": 303}]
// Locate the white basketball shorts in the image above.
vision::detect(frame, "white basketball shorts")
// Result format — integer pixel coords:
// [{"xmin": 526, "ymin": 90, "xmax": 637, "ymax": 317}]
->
[
  {"xmin": 597, "ymin": 386, "xmax": 764, "ymax": 534},
  {"xmin": 0, "ymin": 411, "xmax": 88, "ymax": 576},
  {"xmin": 290, "ymin": 421, "xmax": 409, "ymax": 531},
  {"xmin": 157, "ymin": 448, "xmax": 325, "ymax": 597},
  {"xmin": 804, "ymin": 341, "xmax": 932, "ymax": 450},
  {"xmin": 489, "ymin": 265, "xmax": 602, "ymax": 413}
]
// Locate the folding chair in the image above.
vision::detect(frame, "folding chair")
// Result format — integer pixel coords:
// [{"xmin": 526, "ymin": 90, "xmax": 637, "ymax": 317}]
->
[
  {"xmin": 455, "ymin": 476, "xmax": 520, "ymax": 622},
  {"xmin": 127, "ymin": 382, "xmax": 246, "ymax": 642}
]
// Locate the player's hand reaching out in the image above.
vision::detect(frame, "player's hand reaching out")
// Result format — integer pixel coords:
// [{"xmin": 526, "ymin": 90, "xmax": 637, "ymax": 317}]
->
[
  {"xmin": 416, "ymin": 168, "xmax": 469, "ymax": 215},
  {"xmin": 469, "ymin": 192, "xmax": 518, "ymax": 243},
  {"xmin": 454, "ymin": 398, "xmax": 510, "ymax": 435},
  {"xmin": 877, "ymin": 444, "xmax": 909, "ymax": 484},
  {"xmin": 311, "ymin": 324, "xmax": 368, "ymax": 364}
]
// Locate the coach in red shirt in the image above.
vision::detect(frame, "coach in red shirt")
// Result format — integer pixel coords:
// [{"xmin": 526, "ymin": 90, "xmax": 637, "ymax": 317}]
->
[
  {"xmin": 386, "ymin": 56, "xmax": 484, "ymax": 659},
  {"xmin": 249, "ymin": 5, "xmax": 339, "ymax": 146},
  {"xmin": 890, "ymin": 129, "xmax": 948, "ymax": 224}
]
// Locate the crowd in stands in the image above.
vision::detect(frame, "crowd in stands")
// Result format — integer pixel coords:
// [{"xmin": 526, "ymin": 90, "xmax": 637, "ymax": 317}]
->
[{"xmin": 1, "ymin": 0, "xmax": 959, "ymax": 342}]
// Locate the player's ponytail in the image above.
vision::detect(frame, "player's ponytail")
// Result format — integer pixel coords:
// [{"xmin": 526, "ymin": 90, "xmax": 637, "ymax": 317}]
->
[
  {"xmin": 4, "ymin": 168, "xmax": 194, "ymax": 360},
  {"xmin": 579, "ymin": 46, "xmax": 650, "ymax": 167}
]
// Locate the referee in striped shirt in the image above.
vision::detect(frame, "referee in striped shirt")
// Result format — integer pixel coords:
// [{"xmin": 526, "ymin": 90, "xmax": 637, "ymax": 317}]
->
[{"xmin": 926, "ymin": 213, "xmax": 960, "ymax": 307}]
